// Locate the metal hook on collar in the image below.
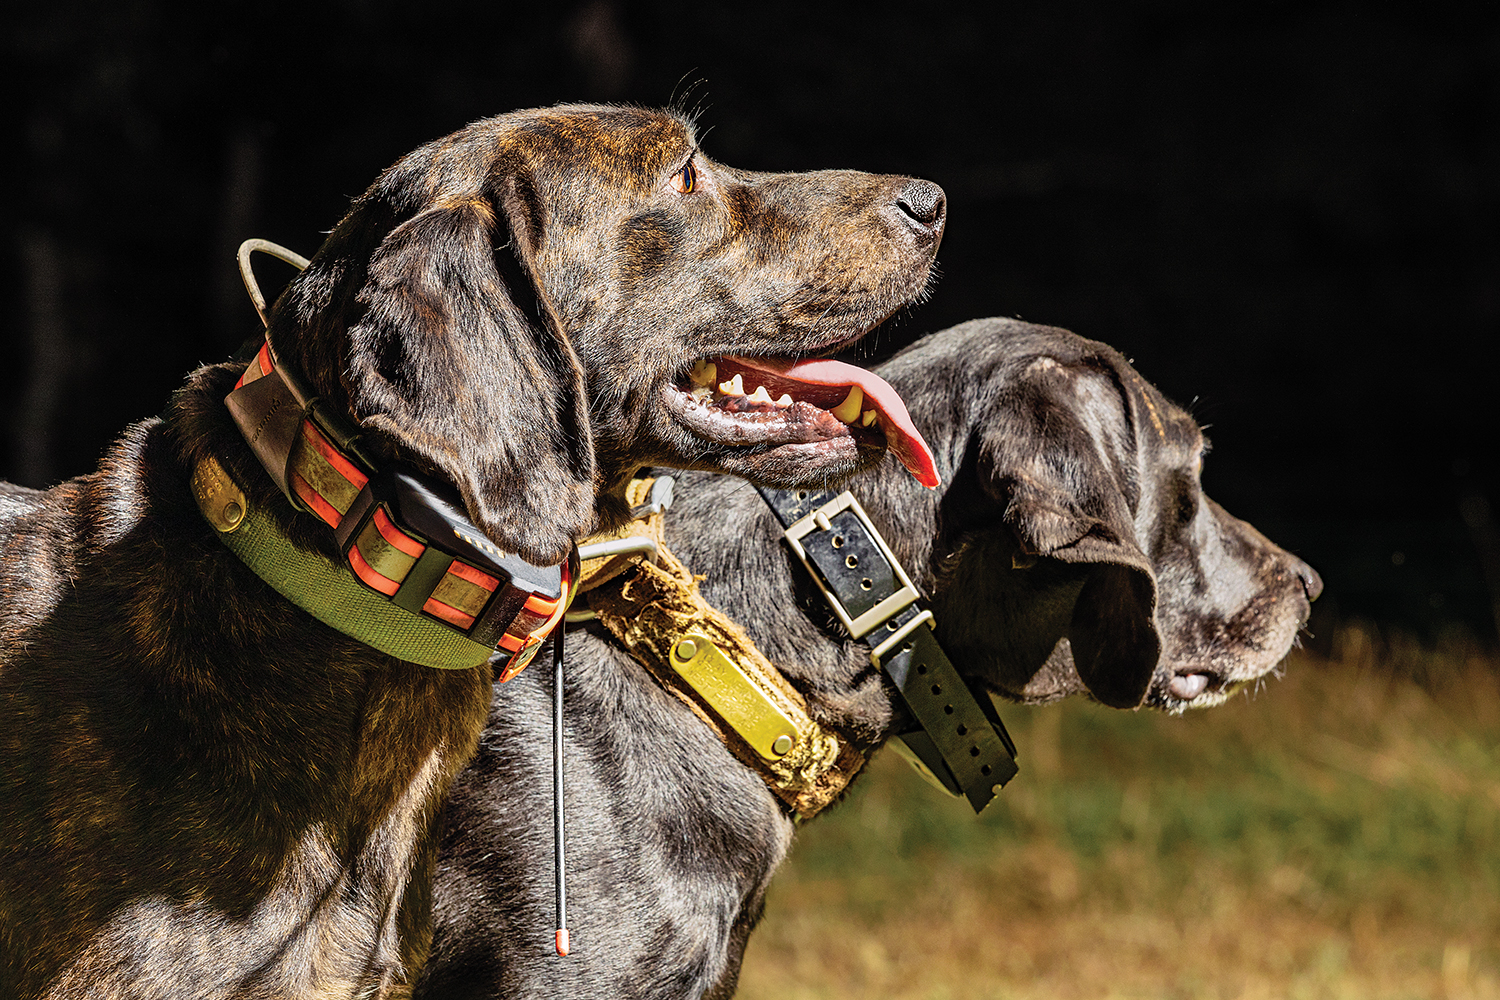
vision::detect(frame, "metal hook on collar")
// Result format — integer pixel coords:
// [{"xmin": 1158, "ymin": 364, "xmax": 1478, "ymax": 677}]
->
[
  {"xmin": 629, "ymin": 476, "xmax": 675, "ymax": 520},
  {"xmin": 564, "ymin": 536, "xmax": 660, "ymax": 623},
  {"xmin": 237, "ymin": 238, "xmax": 310, "ymax": 328},
  {"xmin": 575, "ymin": 536, "xmax": 659, "ymax": 565}
]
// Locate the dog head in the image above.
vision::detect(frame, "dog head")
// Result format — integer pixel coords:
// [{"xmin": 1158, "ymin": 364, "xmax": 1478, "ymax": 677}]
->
[
  {"xmin": 266, "ymin": 105, "xmax": 944, "ymax": 566},
  {"xmin": 885, "ymin": 319, "xmax": 1320, "ymax": 711}
]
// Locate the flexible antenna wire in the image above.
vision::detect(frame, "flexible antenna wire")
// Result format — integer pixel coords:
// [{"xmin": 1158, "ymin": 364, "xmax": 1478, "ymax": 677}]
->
[{"xmin": 553, "ymin": 624, "xmax": 570, "ymax": 957}]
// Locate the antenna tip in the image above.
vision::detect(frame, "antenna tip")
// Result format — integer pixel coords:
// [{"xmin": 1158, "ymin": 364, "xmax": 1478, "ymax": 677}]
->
[{"xmin": 555, "ymin": 929, "xmax": 571, "ymax": 957}]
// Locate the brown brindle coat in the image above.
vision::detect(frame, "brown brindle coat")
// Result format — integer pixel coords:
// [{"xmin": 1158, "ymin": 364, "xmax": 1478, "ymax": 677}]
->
[{"xmin": 0, "ymin": 105, "xmax": 944, "ymax": 998}]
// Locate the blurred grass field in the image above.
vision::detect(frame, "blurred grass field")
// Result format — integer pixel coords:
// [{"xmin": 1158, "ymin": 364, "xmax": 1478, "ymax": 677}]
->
[{"xmin": 736, "ymin": 628, "xmax": 1500, "ymax": 1000}]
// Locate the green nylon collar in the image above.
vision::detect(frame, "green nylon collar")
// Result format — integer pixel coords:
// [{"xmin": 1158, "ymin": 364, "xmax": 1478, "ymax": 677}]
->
[{"xmin": 192, "ymin": 454, "xmax": 493, "ymax": 670}]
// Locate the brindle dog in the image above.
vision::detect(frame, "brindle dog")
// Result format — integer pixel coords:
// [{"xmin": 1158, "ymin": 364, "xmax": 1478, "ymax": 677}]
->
[
  {"xmin": 418, "ymin": 318, "xmax": 1322, "ymax": 999},
  {"xmin": 0, "ymin": 105, "xmax": 944, "ymax": 998}
]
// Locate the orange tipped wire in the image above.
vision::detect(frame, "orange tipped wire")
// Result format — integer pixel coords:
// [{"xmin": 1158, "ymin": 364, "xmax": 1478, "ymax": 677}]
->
[{"xmin": 553, "ymin": 617, "xmax": 569, "ymax": 957}]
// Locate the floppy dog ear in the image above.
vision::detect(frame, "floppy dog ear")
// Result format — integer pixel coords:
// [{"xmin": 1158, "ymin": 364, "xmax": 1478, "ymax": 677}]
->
[
  {"xmin": 325, "ymin": 192, "xmax": 595, "ymax": 568},
  {"xmin": 978, "ymin": 360, "xmax": 1160, "ymax": 708}
]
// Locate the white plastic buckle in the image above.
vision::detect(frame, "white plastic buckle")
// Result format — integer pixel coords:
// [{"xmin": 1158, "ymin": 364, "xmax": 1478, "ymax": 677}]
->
[
  {"xmin": 868, "ymin": 609, "xmax": 937, "ymax": 668},
  {"xmin": 781, "ymin": 491, "xmax": 920, "ymax": 640}
]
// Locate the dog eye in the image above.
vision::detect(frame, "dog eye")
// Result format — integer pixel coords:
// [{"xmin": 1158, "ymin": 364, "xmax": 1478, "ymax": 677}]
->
[{"xmin": 670, "ymin": 160, "xmax": 697, "ymax": 195}]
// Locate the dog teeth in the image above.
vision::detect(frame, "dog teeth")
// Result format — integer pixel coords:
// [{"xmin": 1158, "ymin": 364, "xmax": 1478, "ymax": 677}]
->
[
  {"xmin": 831, "ymin": 385, "xmax": 863, "ymax": 424},
  {"xmin": 689, "ymin": 359, "xmax": 717, "ymax": 387},
  {"xmin": 701, "ymin": 370, "xmax": 797, "ymax": 413},
  {"xmin": 861, "ymin": 409, "xmax": 877, "ymax": 427}
]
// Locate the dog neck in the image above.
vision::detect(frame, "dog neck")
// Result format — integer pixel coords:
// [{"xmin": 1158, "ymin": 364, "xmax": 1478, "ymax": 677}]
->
[{"xmin": 575, "ymin": 474, "xmax": 1018, "ymax": 816}]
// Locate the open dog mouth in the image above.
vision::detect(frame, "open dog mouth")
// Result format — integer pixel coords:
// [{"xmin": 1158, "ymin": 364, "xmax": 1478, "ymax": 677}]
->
[{"xmin": 665, "ymin": 355, "xmax": 940, "ymax": 488}]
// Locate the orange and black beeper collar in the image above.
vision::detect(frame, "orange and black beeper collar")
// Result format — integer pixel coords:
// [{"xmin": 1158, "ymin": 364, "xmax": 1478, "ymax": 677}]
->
[{"xmin": 224, "ymin": 335, "xmax": 572, "ymax": 679}]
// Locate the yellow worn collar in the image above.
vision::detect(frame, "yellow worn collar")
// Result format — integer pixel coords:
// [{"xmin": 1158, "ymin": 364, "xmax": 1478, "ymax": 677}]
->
[{"xmin": 577, "ymin": 480, "xmax": 864, "ymax": 818}]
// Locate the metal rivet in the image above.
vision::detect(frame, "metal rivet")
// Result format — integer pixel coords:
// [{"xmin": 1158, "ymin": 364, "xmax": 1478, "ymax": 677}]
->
[
  {"xmin": 221, "ymin": 501, "xmax": 244, "ymax": 531},
  {"xmin": 673, "ymin": 638, "xmax": 699, "ymax": 661},
  {"xmin": 772, "ymin": 734, "xmax": 794, "ymax": 756}
]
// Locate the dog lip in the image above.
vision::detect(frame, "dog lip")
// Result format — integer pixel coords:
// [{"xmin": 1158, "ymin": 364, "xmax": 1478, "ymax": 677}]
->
[{"xmin": 674, "ymin": 354, "xmax": 939, "ymax": 488}]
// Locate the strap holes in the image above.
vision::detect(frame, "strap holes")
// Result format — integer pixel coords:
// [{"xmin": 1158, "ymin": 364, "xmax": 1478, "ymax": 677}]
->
[
  {"xmin": 915, "ymin": 663, "xmax": 927, "ymax": 674},
  {"xmin": 956, "ymin": 724, "xmax": 968, "ymax": 735},
  {"xmin": 981, "ymin": 764, "xmax": 992, "ymax": 776},
  {"xmin": 886, "ymin": 619, "xmax": 900, "ymax": 631},
  {"xmin": 860, "ymin": 578, "xmax": 873, "ymax": 590},
  {"xmin": 796, "ymin": 490, "xmax": 808, "ymax": 500},
  {"xmin": 845, "ymin": 554, "xmax": 859, "ymax": 568},
  {"xmin": 831, "ymin": 535, "xmax": 844, "ymax": 549},
  {"xmin": 930, "ymin": 684, "xmax": 942, "ymax": 695},
  {"xmin": 943, "ymin": 704, "xmax": 954, "ymax": 714},
  {"xmin": 970, "ymin": 746, "xmax": 981, "ymax": 756}
]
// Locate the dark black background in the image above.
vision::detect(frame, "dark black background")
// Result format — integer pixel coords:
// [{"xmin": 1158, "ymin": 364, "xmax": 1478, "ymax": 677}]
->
[{"xmin": 6, "ymin": 1, "xmax": 1498, "ymax": 647}]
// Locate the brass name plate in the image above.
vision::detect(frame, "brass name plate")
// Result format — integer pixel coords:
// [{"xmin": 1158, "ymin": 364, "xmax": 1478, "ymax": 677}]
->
[
  {"xmin": 668, "ymin": 632, "xmax": 799, "ymax": 761},
  {"xmin": 192, "ymin": 455, "xmax": 247, "ymax": 534}
]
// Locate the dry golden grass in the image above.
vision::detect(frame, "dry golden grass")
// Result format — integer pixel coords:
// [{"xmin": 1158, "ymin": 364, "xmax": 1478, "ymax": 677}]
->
[{"xmin": 737, "ymin": 630, "xmax": 1500, "ymax": 1000}]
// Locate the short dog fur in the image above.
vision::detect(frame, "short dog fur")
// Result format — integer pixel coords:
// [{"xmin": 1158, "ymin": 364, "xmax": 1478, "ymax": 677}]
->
[
  {"xmin": 0, "ymin": 105, "xmax": 946, "ymax": 998},
  {"xmin": 419, "ymin": 318, "xmax": 1323, "ymax": 999}
]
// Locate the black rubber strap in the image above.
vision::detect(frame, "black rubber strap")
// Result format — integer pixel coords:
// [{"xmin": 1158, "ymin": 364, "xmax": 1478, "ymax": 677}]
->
[
  {"xmin": 759, "ymin": 487, "xmax": 843, "ymax": 528},
  {"xmin": 757, "ymin": 487, "xmax": 1018, "ymax": 812},
  {"xmin": 882, "ymin": 622, "xmax": 1018, "ymax": 811}
]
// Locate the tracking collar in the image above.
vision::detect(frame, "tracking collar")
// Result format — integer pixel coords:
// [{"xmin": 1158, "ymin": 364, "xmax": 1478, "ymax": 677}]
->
[
  {"xmin": 756, "ymin": 487, "xmax": 1019, "ymax": 813},
  {"xmin": 190, "ymin": 240, "xmax": 574, "ymax": 675}
]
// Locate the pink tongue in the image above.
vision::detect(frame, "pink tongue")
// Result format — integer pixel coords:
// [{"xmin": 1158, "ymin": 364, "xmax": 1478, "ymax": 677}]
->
[{"xmin": 728, "ymin": 356, "xmax": 940, "ymax": 488}]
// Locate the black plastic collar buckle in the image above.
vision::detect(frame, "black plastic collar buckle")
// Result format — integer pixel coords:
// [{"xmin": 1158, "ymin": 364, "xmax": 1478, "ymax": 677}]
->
[{"xmin": 760, "ymin": 487, "xmax": 1019, "ymax": 813}]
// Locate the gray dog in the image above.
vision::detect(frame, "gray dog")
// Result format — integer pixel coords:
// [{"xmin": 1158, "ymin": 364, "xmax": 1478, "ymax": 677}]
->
[{"xmin": 417, "ymin": 317, "xmax": 1321, "ymax": 999}]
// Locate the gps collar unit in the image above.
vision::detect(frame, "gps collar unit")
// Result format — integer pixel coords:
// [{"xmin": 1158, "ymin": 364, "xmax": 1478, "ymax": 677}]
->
[
  {"xmin": 757, "ymin": 486, "xmax": 1019, "ymax": 812},
  {"xmin": 193, "ymin": 241, "xmax": 573, "ymax": 676}
]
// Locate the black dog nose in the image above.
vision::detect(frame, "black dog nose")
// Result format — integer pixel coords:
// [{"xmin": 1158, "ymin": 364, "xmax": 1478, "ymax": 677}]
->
[
  {"xmin": 894, "ymin": 180, "xmax": 946, "ymax": 236},
  {"xmin": 1293, "ymin": 558, "xmax": 1324, "ymax": 602}
]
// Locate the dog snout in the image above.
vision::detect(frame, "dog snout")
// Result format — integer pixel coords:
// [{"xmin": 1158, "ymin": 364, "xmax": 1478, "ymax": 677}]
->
[{"xmin": 893, "ymin": 180, "xmax": 947, "ymax": 239}]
